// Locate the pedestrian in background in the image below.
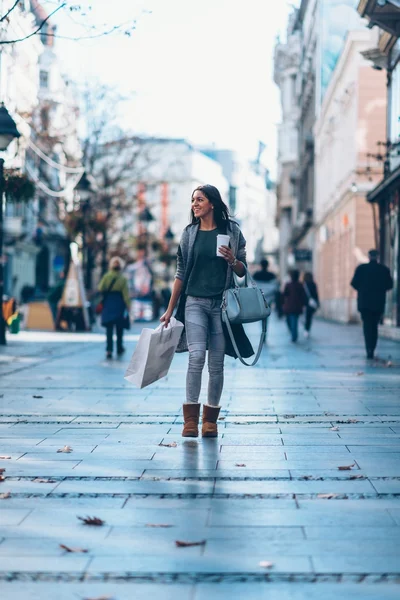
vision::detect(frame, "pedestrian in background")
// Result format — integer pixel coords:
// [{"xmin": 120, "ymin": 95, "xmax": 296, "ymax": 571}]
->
[
  {"xmin": 47, "ymin": 271, "xmax": 65, "ymax": 330},
  {"xmin": 283, "ymin": 270, "xmax": 307, "ymax": 342},
  {"xmin": 253, "ymin": 258, "xmax": 278, "ymax": 342},
  {"xmin": 351, "ymin": 249, "xmax": 393, "ymax": 359},
  {"xmin": 253, "ymin": 259, "xmax": 278, "ymax": 301},
  {"xmin": 98, "ymin": 257, "xmax": 131, "ymax": 359},
  {"xmin": 160, "ymin": 184, "xmax": 250, "ymax": 438},
  {"xmin": 303, "ymin": 272, "xmax": 319, "ymax": 338}
]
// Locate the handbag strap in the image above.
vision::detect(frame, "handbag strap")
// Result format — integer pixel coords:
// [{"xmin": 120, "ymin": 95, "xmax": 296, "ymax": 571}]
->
[
  {"xmin": 103, "ymin": 277, "xmax": 118, "ymax": 299},
  {"xmin": 222, "ymin": 310, "xmax": 266, "ymax": 367},
  {"xmin": 303, "ymin": 282, "xmax": 310, "ymax": 299}
]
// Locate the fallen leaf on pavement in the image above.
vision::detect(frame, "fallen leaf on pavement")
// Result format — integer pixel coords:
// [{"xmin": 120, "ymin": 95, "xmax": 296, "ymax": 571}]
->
[
  {"xmin": 349, "ymin": 475, "xmax": 365, "ymax": 480},
  {"xmin": 330, "ymin": 426, "xmax": 339, "ymax": 431},
  {"xmin": 77, "ymin": 516, "xmax": 105, "ymax": 526},
  {"xmin": 59, "ymin": 544, "xmax": 88, "ymax": 553},
  {"xmin": 355, "ymin": 371, "xmax": 364, "ymax": 376},
  {"xmin": 175, "ymin": 540, "xmax": 206, "ymax": 547},
  {"xmin": 300, "ymin": 475, "xmax": 313, "ymax": 480},
  {"xmin": 235, "ymin": 464, "xmax": 246, "ymax": 467},
  {"xmin": 259, "ymin": 561, "xmax": 274, "ymax": 569},
  {"xmin": 0, "ymin": 491, "xmax": 11, "ymax": 499},
  {"xmin": 32, "ymin": 478, "xmax": 57, "ymax": 483},
  {"xmin": 283, "ymin": 414, "xmax": 295, "ymax": 419},
  {"xmin": 317, "ymin": 493, "xmax": 339, "ymax": 499},
  {"xmin": 146, "ymin": 523, "xmax": 174, "ymax": 528},
  {"xmin": 218, "ymin": 416, "xmax": 225, "ymax": 420},
  {"xmin": 33, "ymin": 395, "xmax": 43, "ymax": 398},
  {"xmin": 0, "ymin": 456, "xmax": 11, "ymax": 460},
  {"xmin": 159, "ymin": 442, "xmax": 177, "ymax": 448},
  {"xmin": 338, "ymin": 464, "xmax": 355, "ymax": 471},
  {"xmin": 57, "ymin": 446, "xmax": 73, "ymax": 453}
]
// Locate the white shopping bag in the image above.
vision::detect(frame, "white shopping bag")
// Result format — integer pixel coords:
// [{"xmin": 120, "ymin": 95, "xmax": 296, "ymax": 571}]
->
[{"xmin": 124, "ymin": 317, "xmax": 184, "ymax": 389}]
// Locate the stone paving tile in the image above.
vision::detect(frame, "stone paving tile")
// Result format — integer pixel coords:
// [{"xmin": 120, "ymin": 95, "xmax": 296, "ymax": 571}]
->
[
  {"xmin": 213, "ymin": 479, "xmax": 375, "ymax": 494},
  {"xmin": 312, "ymin": 555, "xmax": 400, "ymax": 573},
  {"xmin": 88, "ymin": 555, "xmax": 313, "ymax": 573},
  {"xmin": 0, "ymin": 583, "xmax": 194, "ymax": 600},
  {"xmin": 208, "ymin": 507, "xmax": 394, "ymax": 527},
  {"xmin": 303, "ymin": 526, "xmax": 400, "ymax": 539},
  {"xmin": 203, "ymin": 538, "xmax": 400, "ymax": 557},
  {"xmin": 1, "ymin": 319, "xmax": 400, "ymax": 598},
  {"xmin": 0, "ymin": 509, "xmax": 32, "ymax": 526},
  {"xmin": 387, "ymin": 509, "xmax": 400, "ymax": 524},
  {"xmin": 0, "ymin": 555, "xmax": 91, "ymax": 572},
  {"xmin": 53, "ymin": 479, "xmax": 215, "ymax": 495},
  {"xmin": 194, "ymin": 584, "xmax": 400, "ymax": 600},
  {"xmin": 21, "ymin": 507, "xmax": 211, "ymax": 528}
]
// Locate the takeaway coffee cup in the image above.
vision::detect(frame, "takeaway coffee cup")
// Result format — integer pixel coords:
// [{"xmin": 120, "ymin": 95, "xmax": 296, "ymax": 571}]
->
[{"xmin": 217, "ymin": 234, "xmax": 230, "ymax": 257}]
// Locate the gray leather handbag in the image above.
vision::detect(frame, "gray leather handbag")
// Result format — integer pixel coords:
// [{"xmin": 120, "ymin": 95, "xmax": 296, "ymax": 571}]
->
[{"xmin": 221, "ymin": 267, "xmax": 271, "ymax": 366}]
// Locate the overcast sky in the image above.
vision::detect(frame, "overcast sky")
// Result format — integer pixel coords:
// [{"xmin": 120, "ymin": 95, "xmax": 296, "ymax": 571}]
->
[{"xmin": 52, "ymin": 0, "xmax": 297, "ymax": 173}]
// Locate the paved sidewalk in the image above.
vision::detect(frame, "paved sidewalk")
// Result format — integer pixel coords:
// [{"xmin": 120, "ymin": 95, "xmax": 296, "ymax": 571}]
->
[{"xmin": 1, "ymin": 316, "xmax": 400, "ymax": 599}]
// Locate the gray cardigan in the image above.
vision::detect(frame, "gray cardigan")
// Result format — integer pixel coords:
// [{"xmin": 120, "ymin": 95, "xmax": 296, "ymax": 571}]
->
[{"xmin": 174, "ymin": 220, "xmax": 247, "ymax": 353}]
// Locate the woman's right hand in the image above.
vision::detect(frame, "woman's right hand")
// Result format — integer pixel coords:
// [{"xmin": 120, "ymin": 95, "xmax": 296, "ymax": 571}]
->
[{"xmin": 160, "ymin": 309, "xmax": 173, "ymax": 328}]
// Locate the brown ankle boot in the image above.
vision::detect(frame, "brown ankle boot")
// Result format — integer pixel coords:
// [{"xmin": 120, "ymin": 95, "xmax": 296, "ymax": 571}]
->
[
  {"xmin": 202, "ymin": 404, "xmax": 221, "ymax": 438},
  {"xmin": 182, "ymin": 403, "xmax": 200, "ymax": 437}
]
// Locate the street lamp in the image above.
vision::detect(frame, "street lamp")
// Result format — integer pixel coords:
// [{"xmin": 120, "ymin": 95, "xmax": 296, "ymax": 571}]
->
[{"xmin": 0, "ymin": 104, "xmax": 21, "ymax": 346}]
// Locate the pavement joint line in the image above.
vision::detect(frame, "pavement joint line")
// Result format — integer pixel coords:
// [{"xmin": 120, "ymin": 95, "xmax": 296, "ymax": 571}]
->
[
  {"xmin": 0, "ymin": 345, "xmax": 95, "ymax": 378},
  {"xmin": 5, "ymin": 476, "xmax": 400, "ymax": 481},
  {"xmin": 0, "ymin": 573, "xmax": 399, "ymax": 584},
  {"xmin": 3, "ymin": 492, "xmax": 399, "ymax": 499}
]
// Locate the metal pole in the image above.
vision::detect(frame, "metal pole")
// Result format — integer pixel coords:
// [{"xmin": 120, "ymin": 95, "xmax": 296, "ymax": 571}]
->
[{"xmin": 0, "ymin": 158, "xmax": 6, "ymax": 345}]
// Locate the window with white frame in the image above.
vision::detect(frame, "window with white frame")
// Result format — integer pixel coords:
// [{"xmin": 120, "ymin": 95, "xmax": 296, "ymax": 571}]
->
[{"xmin": 39, "ymin": 70, "xmax": 49, "ymax": 89}]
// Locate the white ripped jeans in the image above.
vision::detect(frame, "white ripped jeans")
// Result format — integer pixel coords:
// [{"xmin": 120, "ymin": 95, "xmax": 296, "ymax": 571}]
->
[{"xmin": 185, "ymin": 296, "xmax": 226, "ymax": 406}]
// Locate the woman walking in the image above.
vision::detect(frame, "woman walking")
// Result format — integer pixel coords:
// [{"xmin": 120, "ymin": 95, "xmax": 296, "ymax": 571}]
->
[
  {"xmin": 98, "ymin": 257, "xmax": 131, "ymax": 359},
  {"xmin": 282, "ymin": 270, "xmax": 307, "ymax": 342},
  {"xmin": 303, "ymin": 272, "xmax": 319, "ymax": 338},
  {"xmin": 160, "ymin": 184, "xmax": 249, "ymax": 438}
]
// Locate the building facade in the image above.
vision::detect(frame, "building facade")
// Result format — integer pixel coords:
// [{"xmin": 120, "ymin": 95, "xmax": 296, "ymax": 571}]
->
[
  {"xmin": 274, "ymin": 0, "xmax": 367, "ymax": 282},
  {"xmin": 358, "ymin": 0, "xmax": 400, "ymax": 331},
  {"xmin": 0, "ymin": 1, "xmax": 82, "ymax": 302},
  {"xmin": 314, "ymin": 28, "xmax": 386, "ymax": 322},
  {"xmin": 274, "ymin": 11, "xmax": 301, "ymax": 280}
]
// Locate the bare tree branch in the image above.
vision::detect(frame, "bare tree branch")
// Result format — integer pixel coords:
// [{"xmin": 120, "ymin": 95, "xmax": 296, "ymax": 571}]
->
[
  {"xmin": 0, "ymin": 3, "xmax": 66, "ymax": 45},
  {"xmin": 1, "ymin": 1, "xmax": 140, "ymax": 45},
  {"xmin": 0, "ymin": 0, "xmax": 20, "ymax": 23},
  {"xmin": 39, "ymin": 19, "xmax": 136, "ymax": 42}
]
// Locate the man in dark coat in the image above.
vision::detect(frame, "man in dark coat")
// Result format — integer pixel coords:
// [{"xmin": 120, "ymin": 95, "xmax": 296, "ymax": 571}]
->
[{"xmin": 351, "ymin": 249, "xmax": 393, "ymax": 359}]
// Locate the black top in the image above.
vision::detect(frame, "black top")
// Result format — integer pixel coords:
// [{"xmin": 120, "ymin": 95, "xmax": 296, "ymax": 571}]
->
[
  {"xmin": 351, "ymin": 261, "xmax": 393, "ymax": 313},
  {"xmin": 304, "ymin": 281, "xmax": 319, "ymax": 304},
  {"xmin": 253, "ymin": 270, "xmax": 276, "ymax": 283},
  {"xmin": 186, "ymin": 229, "xmax": 228, "ymax": 298}
]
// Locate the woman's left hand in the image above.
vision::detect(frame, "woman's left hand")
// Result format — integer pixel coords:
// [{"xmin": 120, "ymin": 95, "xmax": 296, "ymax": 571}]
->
[{"xmin": 219, "ymin": 245, "xmax": 236, "ymax": 265}]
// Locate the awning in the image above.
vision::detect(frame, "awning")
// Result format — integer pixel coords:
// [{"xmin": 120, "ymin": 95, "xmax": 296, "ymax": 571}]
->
[
  {"xmin": 358, "ymin": 1, "xmax": 400, "ymax": 38},
  {"xmin": 366, "ymin": 164, "xmax": 400, "ymax": 202}
]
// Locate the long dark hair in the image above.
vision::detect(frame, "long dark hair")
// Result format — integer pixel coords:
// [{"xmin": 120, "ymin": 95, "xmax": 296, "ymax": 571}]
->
[{"xmin": 190, "ymin": 184, "xmax": 231, "ymax": 230}]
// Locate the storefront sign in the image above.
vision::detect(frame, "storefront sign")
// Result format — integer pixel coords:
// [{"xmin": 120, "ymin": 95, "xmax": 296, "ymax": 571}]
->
[{"xmin": 294, "ymin": 248, "xmax": 312, "ymax": 262}]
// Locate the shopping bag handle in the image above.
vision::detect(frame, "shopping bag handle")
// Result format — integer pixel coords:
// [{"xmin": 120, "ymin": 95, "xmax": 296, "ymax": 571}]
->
[{"xmin": 156, "ymin": 317, "xmax": 176, "ymax": 340}]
